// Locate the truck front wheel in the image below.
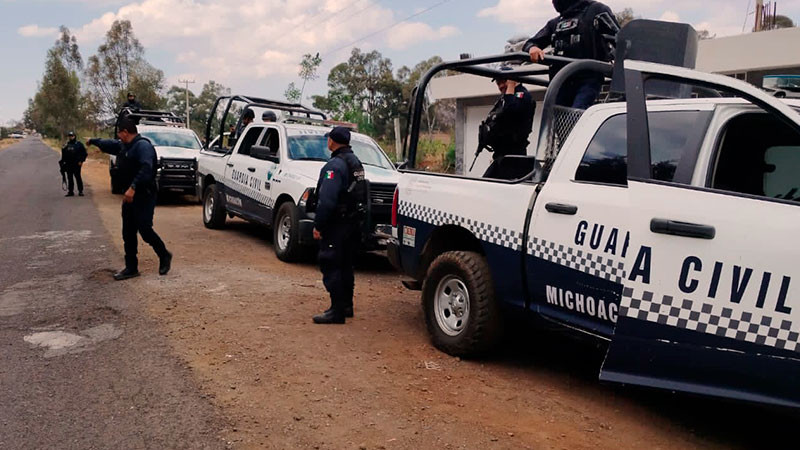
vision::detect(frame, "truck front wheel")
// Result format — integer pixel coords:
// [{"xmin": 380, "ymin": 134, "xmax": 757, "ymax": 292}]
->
[
  {"xmin": 422, "ymin": 251, "xmax": 502, "ymax": 357},
  {"xmin": 274, "ymin": 202, "xmax": 305, "ymax": 262},
  {"xmin": 202, "ymin": 184, "xmax": 226, "ymax": 229}
]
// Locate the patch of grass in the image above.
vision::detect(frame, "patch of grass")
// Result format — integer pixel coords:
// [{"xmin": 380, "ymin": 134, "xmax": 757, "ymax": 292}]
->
[
  {"xmin": 0, "ymin": 138, "xmax": 17, "ymax": 151},
  {"xmin": 417, "ymin": 134, "xmax": 456, "ymax": 174}
]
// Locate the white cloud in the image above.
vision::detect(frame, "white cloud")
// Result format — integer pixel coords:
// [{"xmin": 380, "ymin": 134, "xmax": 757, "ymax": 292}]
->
[
  {"xmin": 385, "ymin": 23, "xmax": 460, "ymax": 50},
  {"xmin": 17, "ymin": 24, "xmax": 58, "ymax": 38},
  {"xmin": 659, "ymin": 11, "xmax": 681, "ymax": 23}
]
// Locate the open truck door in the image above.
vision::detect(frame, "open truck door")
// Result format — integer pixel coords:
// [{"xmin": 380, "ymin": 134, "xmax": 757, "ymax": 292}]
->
[{"xmin": 600, "ymin": 57, "xmax": 800, "ymax": 408}]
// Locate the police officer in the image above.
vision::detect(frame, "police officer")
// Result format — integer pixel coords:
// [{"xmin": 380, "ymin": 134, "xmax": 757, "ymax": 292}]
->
[
  {"xmin": 235, "ymin": 108, "xmax": 255, "ymax": 139},
  {"xmin": 481, "ymin": 66, "xmax": 535, "ymax": 179},
  {"xmin": 122, "ymin": 92, "xmax": 142, "ymax": 110},
  {"xmin": 60, "ymin": 131, "xmax": 88, "ymax": 197},
  {"xmin": 88, "ymin": 118, "xmax": 172, "ymax": 281},
  {"xmin": 262, "ymin": 110, "xmax": 278, "ymax": 123},
  {"xmin": 312, "ymin": 126, "xmax": 368, "ymax": 324},
  {"xmin": 523, "ymin": 0, "xmax": 619, "ymax": 109}
]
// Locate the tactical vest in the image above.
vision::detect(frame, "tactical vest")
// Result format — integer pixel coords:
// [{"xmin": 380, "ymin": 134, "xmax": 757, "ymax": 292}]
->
[{"xmin": 336, "ymin": 150, "xmax": 369, "ymax": 219}]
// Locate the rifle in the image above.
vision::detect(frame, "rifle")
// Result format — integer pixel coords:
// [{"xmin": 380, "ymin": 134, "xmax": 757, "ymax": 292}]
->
[
  {"xmin": 58, "ymin": 160, "xmax": 67, "ymax": 191},
  {"xmin": 469, "ymin": 120, "xmax": 492, "ymax": 173}
]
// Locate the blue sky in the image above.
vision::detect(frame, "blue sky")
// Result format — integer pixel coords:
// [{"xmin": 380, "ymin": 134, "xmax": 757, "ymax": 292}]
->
[{"xmin": 2, "ymin": 0, "xmax": 799, "ymax": 125}]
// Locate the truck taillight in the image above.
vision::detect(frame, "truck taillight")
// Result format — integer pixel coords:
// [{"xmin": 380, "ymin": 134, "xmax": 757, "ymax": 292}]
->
[{"xmin": 391, "ymin": 188, "xmax": 399, "ymax": 227}]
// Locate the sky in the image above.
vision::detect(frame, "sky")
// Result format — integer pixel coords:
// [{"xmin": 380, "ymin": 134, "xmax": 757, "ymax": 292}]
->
[{"xmin": 2, "ymin": 0, "xmax": 799, "ymax": 125}]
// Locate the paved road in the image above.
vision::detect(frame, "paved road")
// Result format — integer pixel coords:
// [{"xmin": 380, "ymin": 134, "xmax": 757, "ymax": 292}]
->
[{"xmin": 0, "ymin": 138, "xmax": 224, "ymax": 449}]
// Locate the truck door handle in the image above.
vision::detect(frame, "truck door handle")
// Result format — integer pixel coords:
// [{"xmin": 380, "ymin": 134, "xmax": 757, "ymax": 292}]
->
[
  {"xmin": 650, "ymin": 218, "xmax": 716, "ymax": 240},
  {"xmin": 545, "ymin": 203, "xmax": 578, "ymax": 215},
  {"xmin": 247, "ymin": 167, "xmax": 256, "ymax": 173},
  {"xmin": 226, "ymin": 163, "xmax": 234, "ymax": 167}
]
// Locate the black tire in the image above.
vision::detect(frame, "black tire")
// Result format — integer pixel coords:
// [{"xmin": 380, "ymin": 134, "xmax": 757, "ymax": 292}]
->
[
  {"xmin": 273, "ymin": 202, "xmax": 305, "ymax": 262},
  {"xmin": 110, "ymin": 174, "xmax": 125, "ymax": 195},
  {"xmin": 202, "ymin": 184, "xmax": 226, "ymax": 229},
  {"xmin": 422, "ymin": 251, "xmax": 502, "ymax": 357}
]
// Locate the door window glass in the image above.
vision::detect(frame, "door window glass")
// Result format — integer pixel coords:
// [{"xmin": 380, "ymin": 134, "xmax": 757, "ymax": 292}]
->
[
  {"xmin": 237, "ymin": 127, "xmax": 264, "ymax": 156},
  {"xmin": 711, "ymin": 112, "xmax": 800, "ymax": 203},
  {"xmin": 258, "ymin": 128, "xmax": 280, "ymax": 158},
  {"xmin": 575, "ymin": 111, "xmax": 710, "ymax": 185}
]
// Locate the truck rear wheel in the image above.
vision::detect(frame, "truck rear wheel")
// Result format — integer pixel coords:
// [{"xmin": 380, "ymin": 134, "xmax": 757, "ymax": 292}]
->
[
  {"xmin": 202, "ymin": 184, "xmax": 226, "ymax": 229},
  {"xmin": 273, "ymin": 202, "xmax": 305, "ymax": 262},
  {"xmin": 422, "ymin": 251, "xmax": 501, "ymax": 357}
]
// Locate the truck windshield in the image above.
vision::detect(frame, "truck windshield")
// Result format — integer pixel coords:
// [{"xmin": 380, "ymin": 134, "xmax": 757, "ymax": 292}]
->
[
  {"xmin": 287, "ymin": 134, "xmax": 394, "ymax": 170},
  {"xmin": 764, "ymin": 76, "xmax": 800, "ymax": 92},
  {"xmin": 140, "ymin": 130, "xmax": 201, "ymax": 150}
]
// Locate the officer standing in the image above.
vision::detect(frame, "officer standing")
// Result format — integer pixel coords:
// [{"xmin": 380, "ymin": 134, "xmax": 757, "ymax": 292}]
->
[
  {"xmin": 60, "ymin": 131, "xmax": 88, "ymax": 197},
  {"xmin": 523, "ymin": 0, "xmax": 620, "ymax": 109},
  {"xmin": 312, "ymin": 126, "xmax": 368, "ymax": 324},
  {"xmin": 481, "ymin": 67, "xmax": 535, "ymax": 179},
  {"xmin": 122, "ymin": 92, "xmax": 143, "ymax": 110},
  {"xmin": 88, "ymin": 118, "xmax": 172, "ymax": 281}
]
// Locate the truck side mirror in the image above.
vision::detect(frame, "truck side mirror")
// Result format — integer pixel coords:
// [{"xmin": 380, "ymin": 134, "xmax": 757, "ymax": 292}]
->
[
  {"xmin": 395, "ymin": 160, "xmax": 409, "ymax": 170},
  {"xmin": 251, "ymin": 145, "xmax": 279, "ymax": 163}
]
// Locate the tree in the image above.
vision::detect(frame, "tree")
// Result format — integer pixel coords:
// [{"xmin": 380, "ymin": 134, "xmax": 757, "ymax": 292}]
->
[
  {"xmin": 285, "ymin": 53, "xmax": 322, "ymax": 103},
  {"xmin": 312, "ymin": 48, "xmax": 401, "ymax": 138},
  {"xmin": 85, "ymin": 20, "xmax": 165, "ymax": 116},
  {"xmin": 285, "ymin": 82, "xmax": 302, "ymax": 103},
  {"xmin": 775, "ymin": 15, "xmax": 795, "ymax": 29},
  {"xmin": 190, "ymin": 80, "xmax": 230, "ymax": 137},
  {"xmin": 698, "ymin": 29, "xmax": 716, "ymax": 40},
  {"xmin": 25, "ymin": 28, "xmax": 84, "ymax": 139},
  {"xmin": 615, "ymin": 8, "xmax": 637, "ymax": 27},
  {"xmin": 397, "ymin": 56, "xmax": 452, "ymax": 135}
]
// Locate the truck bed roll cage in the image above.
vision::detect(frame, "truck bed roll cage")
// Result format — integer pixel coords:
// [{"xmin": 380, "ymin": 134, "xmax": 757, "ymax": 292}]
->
[
  {"xmin": 115, "ymin": 109, "xmax": 185, "ymax": 135},
  {"xmin": 404, "ymin": 52, "xmax": 614, "ymax": 180},
  {"xmin": 205, "ymin": 95, "xmax": 327, "ymax": 149}
]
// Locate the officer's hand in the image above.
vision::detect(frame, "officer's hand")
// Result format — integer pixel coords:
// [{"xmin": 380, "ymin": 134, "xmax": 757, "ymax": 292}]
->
[
  {"xmin": 505, "ymin": 79, "xmax": 518, "ymax": 94},
  {"xmin": 123, "ymin": 187, "xmax": 135, "ymax": 203},
  {"xmin": 78, "ymin": 161, "xmax": 83, "ymax": 167},
  {"xmin": 529, "ymin": 46, "xmax": 545, "ymax": 63},
  {"xmin": 313, "ymin": 228, "xmax": 322, "ymax": 240}
]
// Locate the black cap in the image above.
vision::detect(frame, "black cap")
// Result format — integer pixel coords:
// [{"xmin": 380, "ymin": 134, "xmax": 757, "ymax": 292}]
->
[
  {"xmin": 127, "ymin": 92, "xmax": 134, "ymax": 97},
  {"xmin": 262, "ymin": 110, "xmax": 277, "ymax": 122},
  {"xmin": 492, "ymin": 65, "xmax": 514, "ymax": 82},
  {"xmin": 325, "ymin": 126, "xmax": 351, "ymax": 145},
  {"xmin": 67, "ymin": 131, "xmax": 75, "ymax": 136}
]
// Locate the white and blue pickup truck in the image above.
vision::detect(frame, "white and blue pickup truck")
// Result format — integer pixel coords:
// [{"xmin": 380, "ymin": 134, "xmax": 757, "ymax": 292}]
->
[
  {"xmin": 388, "ymin": 28, "xmax": 800, "ymax": 408},
  {"xmin": 196, "ymin": 96, "xmax": 399, "ymax": 262}
]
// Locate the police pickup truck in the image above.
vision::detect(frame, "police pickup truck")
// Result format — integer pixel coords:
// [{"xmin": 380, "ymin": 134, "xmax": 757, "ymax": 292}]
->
[
  {"xmin": 389, "ymin": 21, "xmax": 800, "ymax": 407},
  {"xmin": 196, "ymin": 96, "xmax": 399, "ymax": 262},
  {"xmin": 109, "ymin": 109, "xmax": 202, "ymax": 196}
]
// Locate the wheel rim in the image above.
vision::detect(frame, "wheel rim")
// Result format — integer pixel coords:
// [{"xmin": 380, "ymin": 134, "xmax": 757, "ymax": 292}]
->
[
  {"xmin": 204, "ymin": 192, "xmax": 214, "ymax": 222},
  {"xmin": 434, "ymin": 275, "xmax": 470, "ymax": 337},
  {"xmin": 277, "ymin": 214, "xmax": 292, "ymax": 251}
]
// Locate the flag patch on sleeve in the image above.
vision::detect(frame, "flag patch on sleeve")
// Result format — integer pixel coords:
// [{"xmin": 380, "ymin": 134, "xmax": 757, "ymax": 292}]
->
[
  {"xmin": 516, "ymin": 92, "xmax": 525, "ymax": 99},
  {"xmin": 325, "ymin": 170, "xmax": 334, "ymax": 180}
]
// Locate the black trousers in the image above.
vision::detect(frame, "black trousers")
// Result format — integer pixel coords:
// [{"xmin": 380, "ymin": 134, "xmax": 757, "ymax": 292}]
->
[
  {"xmin": 66, "ymin": 165, "xmax": 83, "ymax": 194},
  {"xmin": 318, "ymin": 223, "xmax": 359, "ymax": 314},
  {"xmin": 121, "ymin": 194, "xmax": 168, "ymax": 270}
]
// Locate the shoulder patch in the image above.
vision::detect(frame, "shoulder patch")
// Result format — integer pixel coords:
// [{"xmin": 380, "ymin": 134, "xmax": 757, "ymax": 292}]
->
[{"xmin": 325, "ymin": 170, "xmax": 334, "ymax": 180}]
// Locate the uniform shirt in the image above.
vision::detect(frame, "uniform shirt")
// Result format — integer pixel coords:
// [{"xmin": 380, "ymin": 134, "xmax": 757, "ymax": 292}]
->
[
  {"xmin": 313, "ymin": 146, "xmax": 365, "ymax": 234},
  {"xmin": 60, "ymin": 140, "xmax": 88, "ymax": 166},
  {"xmin": 89, "ymin": 135, "xmax": 158, "ymax": 194},
  {"xmin": 523, "ymin": 0, "xmax": 619, "ymax": 78},
  {"xmin": 486, "ymin": 84, "xmax": 535, "ymax": 158},
  {"xmin": 122, "ymin": 99, "xmax": 142, "ymax": 110}
]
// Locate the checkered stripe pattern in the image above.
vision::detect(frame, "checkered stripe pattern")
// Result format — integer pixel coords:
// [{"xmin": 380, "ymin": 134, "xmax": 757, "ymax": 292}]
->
[
  {"xmin": 228, "ymin": 181, "xmax": 275, "ymax": 208},
  {"xmin": 620, "ymin": 287, "xmax": 800, "ymax": 353},
  {"xmin": 398, "ymin": 201, "xmax": 523, "ymax": 251},
  {"xmin": 526, "ymin": 237, "xmax": 627, "ymax": 284}
]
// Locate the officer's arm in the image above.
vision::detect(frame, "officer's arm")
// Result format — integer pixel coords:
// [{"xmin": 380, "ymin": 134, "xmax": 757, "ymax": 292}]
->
[
  {"xmin": 130, "ymin": 144, "xmax": 155, "ymax": 190},
  {"xmin": 89, "ymin": 138, "xmax": 123, "ymax": 156},
  {"xmin": 313, "ymin": 163, "xmax": 345, "ymax": 234},
  {"xmin": 78, "ymin": 142, "xmax": 88, "ymax": 162},
  {"xmin": 522, "ymin": 19, "xmax": 556, "ymax": 53}
]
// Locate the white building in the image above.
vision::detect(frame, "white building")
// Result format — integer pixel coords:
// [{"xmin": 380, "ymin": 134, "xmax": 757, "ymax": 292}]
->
[{"xmin": 430, "ymin": 27, "xmax": 800, "ymax": 176}]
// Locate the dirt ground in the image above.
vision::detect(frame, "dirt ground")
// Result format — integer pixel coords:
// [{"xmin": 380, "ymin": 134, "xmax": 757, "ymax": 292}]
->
[{"xmin": 79, "ymin": 156, "xmax": 795, "ymax": 449}]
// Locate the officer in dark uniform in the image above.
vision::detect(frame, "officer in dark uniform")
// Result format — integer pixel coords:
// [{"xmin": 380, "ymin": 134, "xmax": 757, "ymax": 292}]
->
[
  {"xmin": 60, "ymin": 131, "xmax": 88, "ymax": 197},
  {"xmin": 312, "ymin": 126, "xmax": 368, "ymax": 324},
  {"xmin": 481, "ymin": 66, "xmax": 535, "ymax": 179},
  {"xmin": 88, "ymin": 118, "xmax": 172, "ymax": 281},
  {"xmin": 122, "ymin": 92, "xmax": 142, "ymax": 110},
  {"xmin": 262, "ymin": 110, "xmax": 278, "ymax": 122},
  {"xmin": 523, "ymin": 0, "xmax": 619, "ymax": 109}
]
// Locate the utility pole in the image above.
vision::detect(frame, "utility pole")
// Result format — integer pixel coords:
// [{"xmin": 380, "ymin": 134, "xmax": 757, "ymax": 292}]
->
[{"xmin": 178, "ymin": 78, "xmax": 195, "ymax": 128}]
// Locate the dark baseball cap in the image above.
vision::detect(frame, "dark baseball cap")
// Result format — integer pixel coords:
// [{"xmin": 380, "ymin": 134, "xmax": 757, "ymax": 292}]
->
[
  {"xmin": 492, "ymin": 65, "xmax": 514, "ymax": 82},
  {"xmin": 67, "ymin": 131, "xmax": 75, "ymax": 136},
  {"xmin": 325, "ymin": 126, "xmax": 351, "ymax": 145}
]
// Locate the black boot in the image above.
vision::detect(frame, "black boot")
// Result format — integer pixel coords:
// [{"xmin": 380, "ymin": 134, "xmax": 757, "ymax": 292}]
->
[
  {"xmin": 313, "ymin": 309, "xmax": 345, "ymax": 324},
  {"xmin": 65, "ymin": 192, "xmax": 74, "ymax": 197},
  {"xmin": 326, "ymin": 306, "xmax": 354, "ymax": 318},
  {"xmin": 78, "ymin": 192, "xmax": 84, "ymax": 197},
  {"xmin": 159, "ymin": 251, "xmax": 172, "ymax": 276},
  {"xmin": 113, "ymin": 267, "xmax": 140, "ymax": 281}
]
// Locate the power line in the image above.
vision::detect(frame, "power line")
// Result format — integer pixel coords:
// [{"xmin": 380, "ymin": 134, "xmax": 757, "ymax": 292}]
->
[{"xmin": 321, "ymin": 0, "xmax": 455, "ymax": 57}]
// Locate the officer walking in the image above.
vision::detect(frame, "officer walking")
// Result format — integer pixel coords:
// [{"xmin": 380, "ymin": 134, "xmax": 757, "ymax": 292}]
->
[
  {"xmin": 88, "ymin": 118, "xmax": 172, "ymax": 281},
  {"xmin": 523, "ymin": 0, "xmax": 620, "ymax": 109},
  {"xmin": 312, "ymin": 126, "xmax": 368, "ymax": 324},
  {"xmin": 60, "ymin": 131, "xmax": 88, "ymax": 197},
  {"xmin": 480, "ymin": 67, "xmax": 535, "ymax": 179}
]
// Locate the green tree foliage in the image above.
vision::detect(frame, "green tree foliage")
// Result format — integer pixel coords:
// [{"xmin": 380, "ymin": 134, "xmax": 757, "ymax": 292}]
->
[
  {"xmin": 285, "ymin": 82, "xmax": 302, "ymax": 103},
  {"xmin": 312, "ymin": 48, "xmax": 402, "ymax": 138},
  {"xmin": 286, "ymin": 53, "xmax": 323, "ymax": 103},
  {"xmin": 24, "ymin": 28, "xmax": 84, "ymax": 139},
  {"xmin": 615, "ymin": 8, "xmax": 637, "ymax": 27},
  {"xmin": 85, "ymin": 20, "xmax": 165, "ymax": 116},
  {"xmin": 396, "ymin": 56, "xmax": 454, "ymax": 135},
  {"xmin": 775, "ymin": 15, "xmax": 796, "ymax": 29}
]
